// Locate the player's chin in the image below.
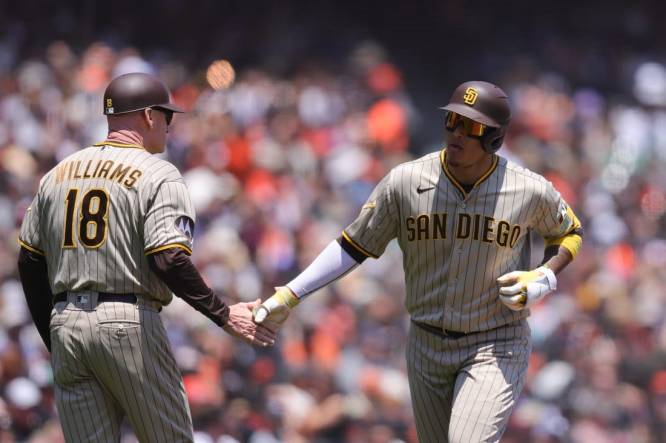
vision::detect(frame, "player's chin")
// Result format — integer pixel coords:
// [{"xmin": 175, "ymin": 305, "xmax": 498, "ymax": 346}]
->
[{"xmin": 446, "ymin": 143, "xmax": 464, "ymax": 165}]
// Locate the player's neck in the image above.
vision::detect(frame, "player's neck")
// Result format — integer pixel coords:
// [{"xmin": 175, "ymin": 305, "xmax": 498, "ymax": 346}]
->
[
  {"xmin": 446, "ymin": 154, "xmax": 494, "ymax": 186},
  {"xmin": 105, "ymin": 130, "xmax": 145, "ymax": 148}
]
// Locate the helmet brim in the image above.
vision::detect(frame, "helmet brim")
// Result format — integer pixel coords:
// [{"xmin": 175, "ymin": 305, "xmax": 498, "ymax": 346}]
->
[
  {"xmin": 439, "ymin": 103, "xmax": 501, "ymax": 127},
  {"xmin": 152, "ymin": 103, "xmax": 185, "ymax": 113},
  {"xmin": 105, "ymin": 102, "xmax": 185, "ymax": 116}
]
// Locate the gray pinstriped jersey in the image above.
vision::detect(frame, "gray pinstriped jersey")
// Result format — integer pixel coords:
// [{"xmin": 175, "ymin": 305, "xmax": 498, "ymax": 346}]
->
[
  {"xmin": 19, "ymin": 142, "xmax": 195, "ymax": 305},
  {"xmin": 344, "ymin": 148, "xmax": 577, "ymax": 332}
]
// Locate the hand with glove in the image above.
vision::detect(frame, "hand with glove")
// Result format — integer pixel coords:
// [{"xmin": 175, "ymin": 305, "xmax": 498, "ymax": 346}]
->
[
  {"xmin": 253, "ymin": 286, "xmax": 300, "ymax": 330},
  {"xmin": 496, "ymin": 266, "xmax": 557, "ymax": 311}
]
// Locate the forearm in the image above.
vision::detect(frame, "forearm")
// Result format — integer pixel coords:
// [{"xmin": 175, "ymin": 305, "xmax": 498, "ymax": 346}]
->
[
  {"xmin": 541, "ymin": 245, "xmax": 574, "ymax": 275},
  {"xmin": 286, "ymin": 238, "xmax": 362, "ymax": 298},
  {"xmin": 148, "ymin": 248, "xmax": 229, "ymax": 326},
  {"xmin": 17, "ymin": 247, "xmax": 53, "ymax": 351}
]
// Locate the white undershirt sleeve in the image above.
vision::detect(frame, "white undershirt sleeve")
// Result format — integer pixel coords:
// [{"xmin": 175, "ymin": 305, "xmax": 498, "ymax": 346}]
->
[{"xmin": 286, "ymin": 239, "xmax": 360, "ymax": 299}]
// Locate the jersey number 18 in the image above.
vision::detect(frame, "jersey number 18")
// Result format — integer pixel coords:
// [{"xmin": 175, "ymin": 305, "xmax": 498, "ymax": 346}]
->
[{"xmin": 62, "ymin": 188, "xmax": 110, "ymax": 249}]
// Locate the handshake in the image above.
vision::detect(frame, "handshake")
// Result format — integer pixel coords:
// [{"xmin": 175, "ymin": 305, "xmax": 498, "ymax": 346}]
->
[
  {"xmin": 253, "ymin": 286, "xmax": 300, "ymax": 329},
  {"xmin": 223, "ymin": 287, "xmax": 300, "ymax": 347},
  {"xmin": 223, "ymin": 286, "xmax": 299, "ymax": 347}
]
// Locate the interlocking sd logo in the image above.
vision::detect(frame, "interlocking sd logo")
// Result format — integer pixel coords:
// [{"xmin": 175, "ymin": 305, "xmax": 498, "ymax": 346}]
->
[{"xmin": 463, "ymin": 87, "xmax": 478, "ymax": 105}]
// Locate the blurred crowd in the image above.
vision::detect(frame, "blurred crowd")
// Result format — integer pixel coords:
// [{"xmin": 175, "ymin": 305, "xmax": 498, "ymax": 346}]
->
[{"xmin": 0, "ymin": 28, "xmax": 665, "ymax": 443}]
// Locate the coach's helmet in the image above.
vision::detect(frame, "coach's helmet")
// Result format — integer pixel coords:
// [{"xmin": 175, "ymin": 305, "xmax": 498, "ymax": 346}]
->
[
  {"xmin": 103, "ymin": 72, "xmax": 184, "ymax": 116},
  {"xmin": 440, "ymin": 81, "xmax": 511, "ymax": 153}
]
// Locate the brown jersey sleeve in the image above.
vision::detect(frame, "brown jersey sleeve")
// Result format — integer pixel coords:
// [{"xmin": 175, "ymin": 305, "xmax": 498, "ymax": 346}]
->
[
  {"xmin": 17, "ymin": 247, "xmax": 53, "ymax": 351},
  {"xmin": 147, "ymin": 248, "xmax": 229, "ymax": 326}
]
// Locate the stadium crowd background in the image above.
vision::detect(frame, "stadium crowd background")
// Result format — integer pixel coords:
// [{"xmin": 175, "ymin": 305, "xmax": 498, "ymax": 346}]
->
[{"xmin": 1, "ymin": 0, "xmax": 665, "ymax": 442}]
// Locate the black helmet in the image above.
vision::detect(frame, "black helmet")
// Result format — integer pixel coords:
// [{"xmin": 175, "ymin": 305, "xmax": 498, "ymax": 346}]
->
[
  {"xmin": 441, "ymin": 81, "xmax": 511, "ymax": 153},
  {"xmin": 103, "ymin": 72, "xmax": 184, "ymax": 116}
]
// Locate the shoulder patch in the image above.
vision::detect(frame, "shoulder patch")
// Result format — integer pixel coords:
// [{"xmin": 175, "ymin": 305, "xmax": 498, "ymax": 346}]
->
[{"xmin": 174, "ymin": 216, "xmax": 195, "ymax": 240}]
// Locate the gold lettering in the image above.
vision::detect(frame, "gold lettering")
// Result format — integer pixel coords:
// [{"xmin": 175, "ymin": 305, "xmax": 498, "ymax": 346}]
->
[
  {"xmin": 509, "ymin": 226, "xmax": 521, "ymax": 248},
  {"xmin": 433, "ymin": 213, "xmax": 447, "ymax": 239},
  {"xmin": 72, "ymin": 161, "xmax": 82, "ymax": 179},
  {"xmin": 124, "ymin": 169, "xmax": 142, "ymax": 188},
  {"xmin": 472, "ymin": 214, "xmax": 481, "ymax": 240},
  {"xmin": 98, "ymin": 160, "xmax": 114, "ymax": 179},
  {"xmin": 55, "ymin": 164, "xmax": 67, "ymax": 183},
  {"xmin": 496, "ymin": 221, "xmax": 510, "ymax": 247},
  {"xmin": 482, "ymin": 216, "xmax": 494, "ymax": 243},
  {"xmin": 456, "ymin": 214, "xmax": 471, "ymax": 239},
  {"xmin": 82, "ymin": 160, "xmax": 93, "ymax": 178},
  {"xmin": 109, "ymin": 163, "xmax": 131, "ymax": 183},
  {"xmin": 417, "ymin": 215, "xmax": 429, "ymax": 240},
  {"xmin": 92, "ymin": 160, "xmax": 103, "ymax": 178}
]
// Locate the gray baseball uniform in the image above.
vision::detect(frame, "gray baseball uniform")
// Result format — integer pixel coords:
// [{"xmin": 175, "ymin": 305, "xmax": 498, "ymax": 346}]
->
[
  {"xmin": 343, "ymin": 149, "xmax": 580, "ymax": 442},
  {"xmin": 19, "ymin": 140, "xmax": 196, "ymax": 442}
]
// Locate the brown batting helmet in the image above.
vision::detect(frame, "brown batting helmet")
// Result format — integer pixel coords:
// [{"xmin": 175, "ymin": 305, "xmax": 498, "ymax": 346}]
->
[
  {"xmin": 441, "ymin": 81, "xmax": 511, "ymax": 153},
  {"xmin": 103, "ymin": 72, "xmax": 184, "ymax": 116}
]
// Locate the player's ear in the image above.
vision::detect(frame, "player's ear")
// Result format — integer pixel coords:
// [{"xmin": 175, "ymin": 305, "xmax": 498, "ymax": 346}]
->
[{"xmin": 141, "ymin": 108, "xmax": 155, "ymax": 130}]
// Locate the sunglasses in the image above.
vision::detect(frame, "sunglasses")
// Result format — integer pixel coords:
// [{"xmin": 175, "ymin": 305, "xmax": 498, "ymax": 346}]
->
[
  {"xmin": 151, "ymin": 107, "xmax": 174, "ymax": 126},
  {"xmin": 445, "ymin": 112, "xmax": 487, "ymax": 137}
]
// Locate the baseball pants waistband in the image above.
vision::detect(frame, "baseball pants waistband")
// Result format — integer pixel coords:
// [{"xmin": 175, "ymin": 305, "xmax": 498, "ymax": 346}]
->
[
  {"xmin": 411, "ymin": 320, "xmax": 469, "ymax": 339},
  {"xmin": 53, "ymin": 291, "xmax": 162, "ymax": 312}
]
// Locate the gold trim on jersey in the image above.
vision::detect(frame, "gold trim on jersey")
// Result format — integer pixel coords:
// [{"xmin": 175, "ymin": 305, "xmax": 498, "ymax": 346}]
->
[
  {"xmin": 341, "ymin": 231, "xmax": 378, "ymax": 259},
  {"xmin": 18, "ymin": 238, "xmax": 45, "ymax": 256},
  {"xmin": 94, "ymin": 141, "xmax": 145, "ymax": 150},
  {"xmin": 440, "ymin": 149, "xmax": 498, "ymax": 198},
  {"xmin": 145, "ymin": 243, "xmax": 193, "ymax": 256}
]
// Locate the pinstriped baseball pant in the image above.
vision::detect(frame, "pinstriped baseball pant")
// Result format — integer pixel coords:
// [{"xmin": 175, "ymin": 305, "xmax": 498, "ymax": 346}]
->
[
  {"xmin": 50, "ymin": 293, "xmax": 194, "ymax": 442},
  {"xmin": 406, "ymin": 319, "xmax": 531, "ymax": 443}
]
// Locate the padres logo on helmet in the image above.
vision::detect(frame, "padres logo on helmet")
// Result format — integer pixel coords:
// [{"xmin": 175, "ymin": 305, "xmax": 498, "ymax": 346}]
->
[{"xmin": 463, "ymin": 87, "xmax": 478, "ymax": 105}]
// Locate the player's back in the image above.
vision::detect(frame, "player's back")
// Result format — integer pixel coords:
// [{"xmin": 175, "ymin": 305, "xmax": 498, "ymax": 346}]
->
[{"xmin": 33, "ymin": 142, "xmax": 191, "ymax": 303}]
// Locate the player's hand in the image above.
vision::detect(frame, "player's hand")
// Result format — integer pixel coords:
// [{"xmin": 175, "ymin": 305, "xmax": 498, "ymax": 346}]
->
[
  {"xmin": 253, "ymin": 286, "xmax": 300, "ymax": 330},
  {"xmin": 497, "ymin": 266, "xmax": 557, "ymax": 311},
  {"xmin": 224, "ymin": 299, "xmax": 277, "ymax": 347}
]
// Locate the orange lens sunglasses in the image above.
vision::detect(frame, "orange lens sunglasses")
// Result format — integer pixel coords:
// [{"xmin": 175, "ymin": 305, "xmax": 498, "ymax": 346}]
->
[{"xmin": 445, "ymin": 112, "xmax": 487, "ymax": 137}]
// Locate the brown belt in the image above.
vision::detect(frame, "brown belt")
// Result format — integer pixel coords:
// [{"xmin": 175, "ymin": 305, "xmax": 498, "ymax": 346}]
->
[
  {"xmin": 54, "ymin": 292, "xmax": 137, "ymax": 304},
  {"xmin": 411, "ymin": 320, "xmax": 469, "ymax": 339}
]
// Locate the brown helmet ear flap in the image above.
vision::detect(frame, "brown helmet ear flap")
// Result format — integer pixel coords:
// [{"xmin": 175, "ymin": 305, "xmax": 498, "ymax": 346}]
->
[{"xmin": 482, "ymin": 127, "xmax": 505, "ymax": 153}]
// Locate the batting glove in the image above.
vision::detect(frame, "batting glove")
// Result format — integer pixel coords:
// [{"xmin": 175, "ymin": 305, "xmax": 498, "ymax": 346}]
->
[
  {"xmin": 497, "ymin": 266, "xmax": 557, "ymax": 311},
  {"xmin": 253, "ymin": 286, "xmax": 300, "ymax": 329}
]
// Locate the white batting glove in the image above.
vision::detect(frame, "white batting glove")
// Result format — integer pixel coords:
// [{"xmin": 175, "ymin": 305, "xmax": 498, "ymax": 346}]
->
[
  {"xmin": 253, "ymin": 286, "xmax": 300, "ymax": 330},
  {"xmin": 497, "ymin": 266, "xmax": 557, "ymax": 311}
]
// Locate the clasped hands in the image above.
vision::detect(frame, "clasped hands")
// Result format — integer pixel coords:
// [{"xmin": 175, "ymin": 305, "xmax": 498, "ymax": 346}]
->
[
  {"xmin": 223, "ymin": 287, "xmax": 300, "ymax": 346},
  {"xmin": 223, "ymin": 298, "xmax": 279, "ymax": 347},
  {"xmin": 497, "ymin": 266, "xmax": 557, "ymax": 311},
  {"xmin": 252, "ymin": 286, "xmax": 300, "ymax": 330}
]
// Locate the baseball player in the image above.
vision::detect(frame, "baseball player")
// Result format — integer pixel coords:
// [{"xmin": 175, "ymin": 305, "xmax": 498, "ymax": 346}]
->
[
  {"xmin": 17, "ymin": 72, "xmax": 276, "ymax": 443},
  {"xmin": 254, "ymin": 81, "xmax": 583, "ymax": 442}
]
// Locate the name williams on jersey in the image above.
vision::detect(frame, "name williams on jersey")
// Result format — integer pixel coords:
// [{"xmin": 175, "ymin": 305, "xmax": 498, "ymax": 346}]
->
[{"xmin": 54, "ymin": 159, "xmax": 142, "ymax": 189}]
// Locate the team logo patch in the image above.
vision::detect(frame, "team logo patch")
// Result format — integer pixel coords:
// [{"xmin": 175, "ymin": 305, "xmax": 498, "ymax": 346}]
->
[
  {"xmin": 106, "ymin": 98, "xmax": 114, "ymax": 113},
  {"xmin": 463, "ymin": 87, "xmax": 478, "ymax": 105},
  {"xmin": 557, "ymin": 201, "xmax": 573, "ymax": 232},
  {"xmin": 175, "ymin": 216, "xmax": 195, "ymax": 240}
]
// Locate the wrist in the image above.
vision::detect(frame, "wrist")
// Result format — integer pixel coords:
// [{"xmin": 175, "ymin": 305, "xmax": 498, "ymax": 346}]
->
[
  {"xmin": 276, "ymin": 286, "xmax": 300, "ymax": 308},
  {"xmin": 536, "ymin": 266, "xmax": 557, "ymax": 290}
]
